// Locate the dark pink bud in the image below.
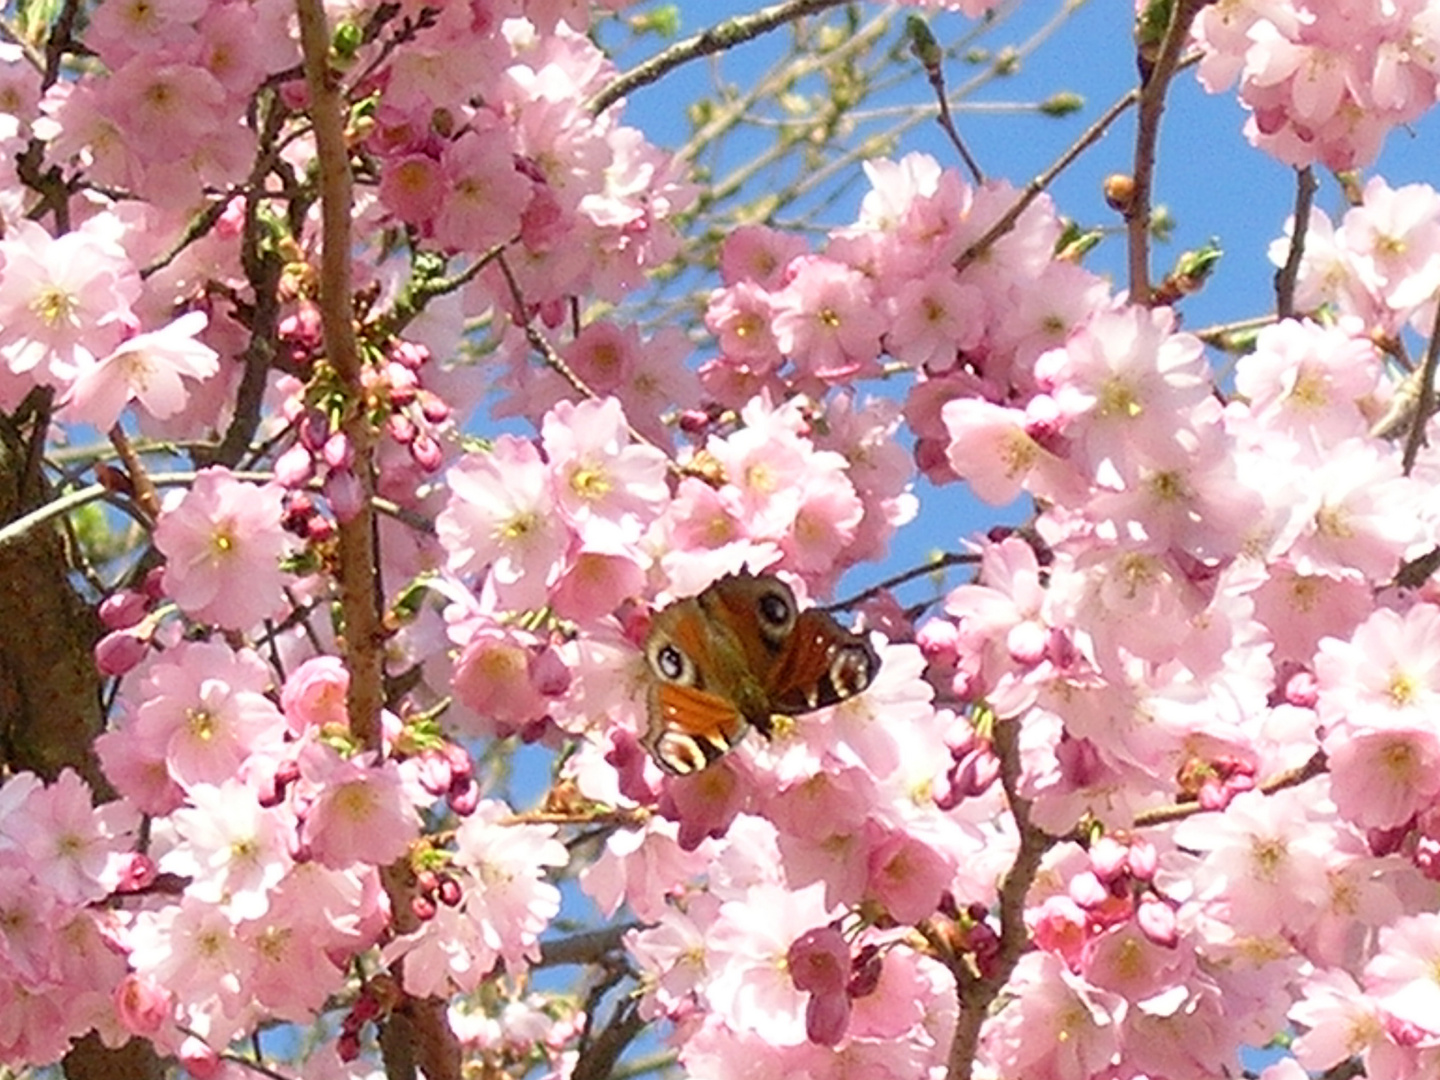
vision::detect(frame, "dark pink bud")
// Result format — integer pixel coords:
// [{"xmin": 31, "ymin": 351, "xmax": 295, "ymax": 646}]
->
[
  {"xmin": 415, "ymin": 868, "xmax": 440, "ymax": 896},
  {"xmin": 410, "ymin": 433, "xmax": 443, "ymax": 472},
  {"xmin": 950, "ymin": 746, "xmax": 1001, "ymax": 798},
  {"xmin": 804, "ymin": 990, "xmax": 851, "ymax": 1047},
  {"xmin": 787, "ymin": 925, "xmax": 849, "ymax": 995},
  {"xmin": 417, "ymin": 389, "xmax": 450, "ymax": 423},
  {"xmin": 411, "ymin": 894, "xmax": 438, "ymax": 921},
  {"xmin": 98, "ymin": 589, "xmax": 148, "ymax": 630},
  {"xmin": 448, "ymin": 778, "xmax": 480, "ymax": 816},
  {"xmin": 847, "ymin": 943, "xmax": 884, "ymax": 998},
  {"xmin": 436, "ymin": 875, "xmax": 462, "ymax": 907},
  {"xmin": 298, "ymin": 409, "xmax": 329, "ymax": 452},
  {"xmin": 390, "ymin": 340, "xmax": 428, "ymax": 370},
  {"xmin": 112, "ymin": 852, "xmax": 157, "ymax": 893},
  {"xmin": 95, "ymin": 629, "xmax": 149, "ymax": 677},
  {"xmin": 1368, "ymin": 820, "xmax": 1413, "ymax": 857},
  {"xmin": 306, "ymin": 514, "xmax": 335, "ymax": 543},
  {"xmin": 387, "ymin": 412, "xmax": 418, "ymax": 445},
  {"xmin": 442, "ymin": 742, "xmax": 474, "ymax": 783}
]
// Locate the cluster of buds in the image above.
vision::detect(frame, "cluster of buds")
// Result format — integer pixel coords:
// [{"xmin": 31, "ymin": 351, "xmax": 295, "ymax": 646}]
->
[
  {"xmin": 1176, "ymin": 753, "xmax": 1257, "ymax": 811},
  {"xmin": 786, "ymin": 924, "xmax": 888, "ymax": 1046},
  {"xmin": 1069, "ymin": 834, "xmax": 1177, "ymax": 949},
  {"xmin": 273, "ymin": 338, "xmax": 452, "ymax": 541},
  {"xmin": 93, "ymin": 567, "xmax": 167, "ymax": 677}
]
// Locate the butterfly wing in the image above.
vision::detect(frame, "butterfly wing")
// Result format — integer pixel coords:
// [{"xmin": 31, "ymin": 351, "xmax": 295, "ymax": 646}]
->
[
  {"xmin": 764, "ymin": 608, "xmax": 880, "ymax": 716},
  {"xmin": 644, "ymin": 681, "xmax": 750, "ymax": 775},
  {"xmin": 642, "ymin": 591, "xmax": 757, "ymax": 775}
]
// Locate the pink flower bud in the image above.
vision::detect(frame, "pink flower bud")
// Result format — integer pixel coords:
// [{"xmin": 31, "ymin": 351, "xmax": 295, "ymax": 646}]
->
[
  {"xmin": 115, "ymin": 974, "xmax": 171, "ymax": 1036},
  {"xmin": 298, "ymin": 409, "xmax": 329, "ymax": 452},
  {"xmin": 324, "ymin": 468, "xmax": 365, "ymax": 522},
  {"xmin": 410, "ymin": 433, "xmax": 444, "ymax": 472},
  {"xmin": 1127, "ymin": 838, "xmax": 1158, "ymax": 881},
  {"xmin": 417, "ymin": 389, "xmax": 450, "ymax": 423},
  {"xmin": 804, "ymin": 990, "xmax": 851, "ymax": 1047},
  {"xmin": 95, "ymin": 628, "xmax": 150, "ymax": 677},
  {"xmin": 1068, "ymin": 869, "xmax": 1109, "ymax": 909},
  {"xmin": 443, "ymin": 742, "xmax": 474, "ymax": 784},
  {"xmin": 1089, "ymin": 836, "xmax": 1128, "ymax": 882},
  {"xmin": 437, "ymin": 875, "xmax": 462, "ymax": 907},
  {"xmin": 386, "ymin": 361, "xmax": 419, "ymax": 403},
  {"xmin": 274, "ymin": 441, "xmax": 315, "ymax": 488},
  {"xmin": 1006, "ymin": 620, "xmax": 1047, "ymax": 665},
  {"xmin": 179, "ymin": 1036, "xmax": 222, "ymax": 1079},
  {"xmin": 1284, "ymin": 669, "xmax": 1319, "ymax": 708},
  {"xmin": 950, "ymin": 746, "xmax": 1001, "ymax": 798},
  {"xmin": 1136, "ymin": 897, "xmax": 1178, "ymax": 947},
  {"xmin": 390, "ymin": 340, "xmax": 428, "ymax": 370},
  {"xmin": 788, "ymin": 925, "xmax": 850, "ymax": 994},
  {"xmin": 411, "ymin": 893, "xmax": 438, "ymax": 921},
  {"xmin": 112, "ymin": 852, "xmax": 158, "ymax": 893},
  {"xmin": 387, "ymin": 412, "xmax": 418, "ymax": 445},
  {"xmin": 98, "ymin": 589, "xmax": 148, "ymax": 630},
  {"xmin": 448, "ymin": 777, "xmax": 480, "ymax": 816},
  {"xmin": 916, "ymin": 618, "xmax": 960, "ymax": 665},
  {"xmin": 323, "ymin": 431, "xmax": 354, "ymax": 470},
  {"xmin": 415, "ymin": 868, "xmax": 440, "ymax": 896}
]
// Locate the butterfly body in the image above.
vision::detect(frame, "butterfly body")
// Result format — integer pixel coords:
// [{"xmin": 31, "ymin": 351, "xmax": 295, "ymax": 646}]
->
[{"xmin": 642, "ymin": 573, "xmax": 880, "ymax": 775}]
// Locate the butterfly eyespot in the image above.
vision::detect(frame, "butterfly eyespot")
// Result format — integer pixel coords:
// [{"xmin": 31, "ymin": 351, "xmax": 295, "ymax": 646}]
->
[
  {"xmin": 754, "ymin": 586, "xmax": 797, "ymax": 646},
  {"xmin": 649, "ymin": 640, "xmax": 695, "ymax": 685}
]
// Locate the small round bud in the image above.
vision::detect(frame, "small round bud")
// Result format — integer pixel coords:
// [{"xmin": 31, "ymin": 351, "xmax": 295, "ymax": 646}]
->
[{"xmin": 1103, "ymin": 173, "xmax": 1136, "ymax": 213}]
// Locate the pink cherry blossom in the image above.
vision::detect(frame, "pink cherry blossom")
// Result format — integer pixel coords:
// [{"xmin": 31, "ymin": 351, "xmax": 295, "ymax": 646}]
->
[
  {"xmin": 300, "ymin": 753, "xmax": 420, "ymax": 870},
  {"xmin": 153, "ymin": 467, "xmax": 294, "ymax": 630},
  {"xmin": 0, "ymin": 216, "xmax": 140, "ymax": 390},
  {"xmin": 64, "ymin": 309, "xmax": 218, "ymax": 430}
]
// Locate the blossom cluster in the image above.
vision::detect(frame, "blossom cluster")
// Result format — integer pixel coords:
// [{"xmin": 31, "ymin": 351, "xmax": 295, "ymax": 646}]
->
[{"xmin": 1192, "ymin": 0, "xmax": 1440, "ymax": 170}]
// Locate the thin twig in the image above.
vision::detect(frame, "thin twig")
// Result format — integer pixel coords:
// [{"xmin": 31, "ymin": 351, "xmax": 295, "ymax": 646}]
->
[
  {"xmin": 1401, "ymin": 291, "xmax": 1440, "ymax": 475},
  {"xmin": 1127, "ymin": 2, "xmax": 1209, "ymax": 304},
  {"xmin": 1273, "ymin": 166, "xmax": 1317, "ymax": 320},
  {"xmin": 586, "ymin": 0, "xmax": 853, "ymax": 116},
  {"xmin": 956, "ymin": 80, "xmax": 1146, "ymax": 274},
  {"xmin": 826, "ymin": 550, "xmax": 978, "ymax": 612},
  {"xmin": 1129, "ymin": 750, "xmax": 1328, "ymax": 830},
  {"xmin": 107, "ymin": 425, "xmax": 159, "ymax": 521}
]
